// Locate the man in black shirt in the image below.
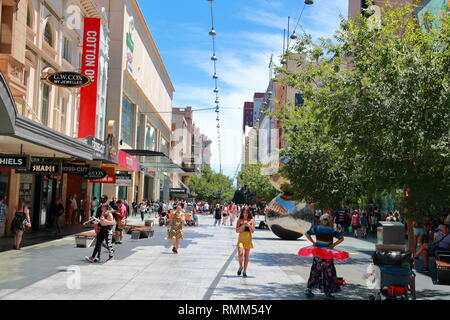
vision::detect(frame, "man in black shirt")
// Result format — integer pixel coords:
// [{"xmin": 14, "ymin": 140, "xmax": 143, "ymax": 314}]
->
[
  {"xmin": 96, "ymin": 195, "xmax": 109, "ymax": 218},
  {"xmin": 50, "ymin": 199, "xmax": 65, "ymax": 237}
]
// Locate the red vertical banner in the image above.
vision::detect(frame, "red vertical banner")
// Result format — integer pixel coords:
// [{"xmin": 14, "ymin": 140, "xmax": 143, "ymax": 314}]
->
[{"xmin": 78, "ymin": 17, "xmax": 101, "ymax": 139}]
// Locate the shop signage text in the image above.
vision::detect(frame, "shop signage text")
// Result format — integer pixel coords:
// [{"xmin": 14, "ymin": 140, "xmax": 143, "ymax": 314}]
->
[
  {"xmin": 62, "ymin": 163, "xmax": 90, "ymax": 176},
  {"xmin": 116, "ymin": 174, "xmax": 133, "ymax": 187},
  {"xmin": 0, "ymin": 155, "xmax": 29, "ymax": 169},
  {"xmin": 170, "ymin": 188, "xmax": 187, "ymax": 194},
  {"xmin": 90, "ymin": 175, "xmax": 116, "ymax": 184},
  {"xmin": 84, "ymin": 136, "xmax": 108, "ymax": 160},
  {"xmin": 78, "ymin": 17, "xmax": 101, "ymax": 139},
  {"xmin": 17, "ymin": 163, "xmax": 62, "ymax": 175},
  {"xmin": 84, "ymin": 168, "xmax": 107, "ymax": 180},
  {"xmin": 45, "ymin": 72, "xmax": 91, "ymax": 88}
]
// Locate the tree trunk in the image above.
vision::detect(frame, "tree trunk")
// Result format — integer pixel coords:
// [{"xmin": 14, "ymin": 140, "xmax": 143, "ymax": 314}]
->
[{"xmin": 407, "ymin": 217, "xmax": 416, "ymax": 298}]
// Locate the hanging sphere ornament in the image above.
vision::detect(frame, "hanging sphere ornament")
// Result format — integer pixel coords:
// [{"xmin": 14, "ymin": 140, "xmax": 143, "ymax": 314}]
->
[
  {"xmin": 209, "ymin": 28, "xmax": 217, "ymax": 36},
  {"xmin": 281, "ymin": 58, "xmax": 287, "ymax": 65},
  {"xmin": 213, "ymin": 73, "xmax": 219, "ymax": 79},
  {"xmin": 215, "ymin": 99, "xmax": 220, "ymax": 104},
  {"xmin": 214, "ymin": 88, "xmax": 219, "ymax": 93},
  {"xmin": 211, "ymin": 55, "xmax": 218, "ymax": 61},
  {"xmin": 267, "ymin": 91, "xmax": 273, "ymax": 97},
  {"xmin": 305, "ymin": 0, "xmax": 314, "ymax": 5},
  {"xmin": 290, "ymin": 32, "xmax": 298, "ymax": 40}
]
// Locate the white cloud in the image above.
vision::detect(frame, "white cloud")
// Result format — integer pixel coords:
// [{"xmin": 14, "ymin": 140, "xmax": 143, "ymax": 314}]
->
[{"xmin": 171, "ymin": 0, "xmax": 348, "ymax": 178}]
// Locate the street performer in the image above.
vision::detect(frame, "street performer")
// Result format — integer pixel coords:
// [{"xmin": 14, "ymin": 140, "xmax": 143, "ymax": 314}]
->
[{"xmin": 299, "ymin": 213, "xmax": 348, "ymax": 299}]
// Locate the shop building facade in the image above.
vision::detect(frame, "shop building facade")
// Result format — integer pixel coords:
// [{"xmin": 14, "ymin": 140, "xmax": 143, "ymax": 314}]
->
[
  {"xmin": 98, "ymin": 0, "xmax": 176, "ymax": 203},
  {"xmin": 0, "ymin": 0, "xmax": 113, "ymax": 237}
]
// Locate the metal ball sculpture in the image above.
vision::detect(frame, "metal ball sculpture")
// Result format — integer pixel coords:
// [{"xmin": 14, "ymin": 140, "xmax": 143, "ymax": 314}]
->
[{"xmin": 266, "ymin": 160, "xmax": 314, "ymax": 240}]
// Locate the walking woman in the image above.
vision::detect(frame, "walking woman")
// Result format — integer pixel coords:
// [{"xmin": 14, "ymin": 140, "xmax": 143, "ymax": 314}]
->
[
  {"xmin": 236, "ymin": 207, "xmax": 255, "ymax": 277},
  {"xmin": 300, "ymin": 214, "xmax": 347, "ymax": 299},
  {"xmin": 350, "ymin": 210, "xmax": 361, "ymax": 238},
  {"xmin": 222, "ymin": 204, "xmax": 229, "ymax": 226},
  {"xmin": 85, "ymin": 204, "xmax": 115, "ymax": 263},
  {"xmin": 11, "ymin": 200, "xmax": 31, "ymax": 250},
  {"xmin": 168, "ymin": 205, "xmax": 185, "ymax": 254}
]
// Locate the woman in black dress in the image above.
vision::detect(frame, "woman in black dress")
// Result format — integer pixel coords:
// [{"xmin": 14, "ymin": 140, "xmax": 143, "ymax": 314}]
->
[{"xmin": 12, "ymin": 200, "xmax": 31, "ymax": 250}]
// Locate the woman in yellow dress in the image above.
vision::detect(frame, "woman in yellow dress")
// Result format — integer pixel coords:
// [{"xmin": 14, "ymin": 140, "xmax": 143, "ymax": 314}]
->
[
  {"xmin": 168, "ymin": 205, "xmax": 185, "ymax": 254},
  {"xmin": 236, "ymin": 206, "xmax": 255, "ymax": 277}
]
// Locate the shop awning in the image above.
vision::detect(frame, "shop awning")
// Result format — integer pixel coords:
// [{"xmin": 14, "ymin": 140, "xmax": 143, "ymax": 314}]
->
[
  {"xmin": 0, "ymin": 73, "xmax": 94, "ymax": 160},
  {"xmin": 121, "ymin": 149, "xmax": 184, "ymax": 173}
]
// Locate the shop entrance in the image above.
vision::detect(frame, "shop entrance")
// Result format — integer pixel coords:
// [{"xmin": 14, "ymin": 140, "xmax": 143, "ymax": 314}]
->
[{"xmin": 32, "ymin": 175, "xmax": 62, "ymax": 230}]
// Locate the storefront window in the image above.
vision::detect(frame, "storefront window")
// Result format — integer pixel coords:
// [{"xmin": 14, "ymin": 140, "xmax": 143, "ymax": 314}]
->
[
  {"xmin": 91, "ymin": 183, "xmax": 102, "ymax": 201},
  {"xmin": 118, "ymin": 186, "xmax": 128, "ymax": 201},
  {"xmin": 121, "ymin": 95, "xmax": 134, "ymax": 146},
  {"xmin": 0, "ymin": 171, "xmax": 9, "ymax": 198}
]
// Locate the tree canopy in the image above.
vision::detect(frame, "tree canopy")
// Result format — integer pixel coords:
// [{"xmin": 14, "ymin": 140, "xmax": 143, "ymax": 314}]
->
[
  {"xmin": 237, "ymin": 163, "xmax": 279, "ymax": 202},
  {"xmin": 275, "ymin": 1, "xmax": 450, "ymax": 217},
  {"xmin": 188, "ymin": 166, "xmax": 234, "ymax": 204}
]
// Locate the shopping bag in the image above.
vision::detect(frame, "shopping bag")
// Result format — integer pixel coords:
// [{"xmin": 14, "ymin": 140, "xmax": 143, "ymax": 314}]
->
[{"xmin": 349, "ymin": 226, "xmax": 353, "ymax": 232}]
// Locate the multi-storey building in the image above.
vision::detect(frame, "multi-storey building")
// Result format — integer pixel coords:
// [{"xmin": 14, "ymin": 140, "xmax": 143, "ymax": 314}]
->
[
  {"xmin": 243, "ymin": 101, "xmax": 254, "ymax": 132},
  {"xmin": 0, "ymin": 0, "xmax": 111, "ymax": 236},
  {"xmin": 98, "ymin": 0, "xmax": 176, "ymax": 202}
]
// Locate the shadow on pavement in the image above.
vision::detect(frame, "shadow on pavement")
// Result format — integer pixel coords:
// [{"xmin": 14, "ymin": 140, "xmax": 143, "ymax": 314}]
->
[{"xmin": 250, "ymin": 252, "xmax": 373, "ymax": 268}]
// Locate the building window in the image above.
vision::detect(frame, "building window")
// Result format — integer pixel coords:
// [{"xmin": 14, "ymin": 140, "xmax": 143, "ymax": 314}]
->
[
  {"xmin": 41, "ymin": 84, "xmax": 50, "ymax": 126},
  {"xmin": 160, "ymin": 138, "xmax": 169, "ymax": 156},
  {"xmin": 27, "ymin": 5, "xmax": 33, "ymax": 28},
  {"xmin": 121, "ymin": 95, "xmax": 134, "ymax": 146},
  {"xmin": 295, "ymin": 93, "xmax": 304, "ymax": 106},
  {"xmin": 146, "ymin": 124, "xmax": 155, "ymax": 151},
  {"xmin": 63, "ymin": 37, "xmax": 72, "ymax": 63},
  {"xmin": 61, "ymin": 98, "xmax": 67, "ymax": 134},
  {"xmin": 44, "ymin": 22, "xmax": 53, "ymax": 47}
]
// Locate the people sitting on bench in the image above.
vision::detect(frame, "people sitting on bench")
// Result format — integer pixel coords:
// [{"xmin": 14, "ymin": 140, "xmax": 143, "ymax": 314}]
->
[{"xmin": 414, "ymin": 224, "xmax": 450, "ymax": 272}]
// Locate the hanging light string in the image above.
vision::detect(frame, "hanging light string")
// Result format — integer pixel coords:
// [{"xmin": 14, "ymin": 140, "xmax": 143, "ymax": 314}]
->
[{"xmin": 208, "ymin": 0, "xmax": 222, "ymax": 174}]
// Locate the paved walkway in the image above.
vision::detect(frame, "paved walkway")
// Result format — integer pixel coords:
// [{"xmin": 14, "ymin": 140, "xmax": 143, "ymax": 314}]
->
[{"xmin": 0, "ymin": 215, "xmax": 449, "ymax": 300}]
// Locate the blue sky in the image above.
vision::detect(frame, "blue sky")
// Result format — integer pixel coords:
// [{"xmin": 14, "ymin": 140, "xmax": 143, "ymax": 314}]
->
[{"xmin": 138, "ymin": 0, "xmax": 348, "ymax": 179}]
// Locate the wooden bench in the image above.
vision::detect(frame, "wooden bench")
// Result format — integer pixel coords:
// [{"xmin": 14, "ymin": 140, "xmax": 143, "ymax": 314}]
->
[
  {"xmin": 75, "ymin": 233, "xmax": 96, "ymax": 248},
  {"xmin": 125, "ymin": 225, "xmax": 143, "ymax": 234},
  {"xmin": 130, "ymin": 226, "xmax": 154, "ymax": 239}
]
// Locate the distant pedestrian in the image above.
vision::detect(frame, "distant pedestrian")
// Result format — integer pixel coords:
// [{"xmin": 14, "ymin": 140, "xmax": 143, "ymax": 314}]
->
[
  {"xmin": 11, "ymin": 200, "xmax": 31, "ymax": 250},
  {"xmin": 229, "ymin": 202, "xmax": 236, "ymax": 226},
  {"xmin": 50, "ymin": 199, "xmax": 65, "ymax": 237},
  {"xmin": 0, "ymin": 196, "xmax": 8, "ymax": 238},
  {"xmin": 168, "ymin": 205, "xmax": 185, "ymax": 254},
  {"xmin": 236, "ymin": 207, "xmax": 255, "ymax": 277},
  {"xmin": 71, "ymin": 194, "xmax": 79, "ymax": 224},
  {"xmin": 115, "ymin": 200, "xmax": 127, "ymax": 244},
  {"xmin": 222, "ymin": 205, "xmax": 229, "ymax": 226},
  {"xmin": 360, "ymin": 212, "xmax": 368, "ymax": 239},
  {"xmin": 139, "ymin": 201, "xmax": 147, "ymax": 222},
  {"xmin": 214, "ymin": 204, "xmax": 222, "ymax": 226},
  {"xmin": 351, "ymin": 211, "xmax": 361, "ymax": 238},
  {"xmin": 90, "ymin": 197, "xmax": 99, "ymax": 219}
]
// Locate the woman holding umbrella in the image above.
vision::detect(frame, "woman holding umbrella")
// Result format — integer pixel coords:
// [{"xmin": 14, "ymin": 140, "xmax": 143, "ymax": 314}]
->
[{"xmin": 299, "ymin": 213, "xmax": 348, "ymax": 299}]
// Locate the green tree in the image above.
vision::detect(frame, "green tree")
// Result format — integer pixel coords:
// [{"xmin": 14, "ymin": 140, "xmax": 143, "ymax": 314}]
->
[
  {"xmin": 189, "ymin": 165, "xmax": 234, "ymax": 204},
  {"xmin": 237, "ymin": 163, "xmax": 279, "ymax": 202},
  {"xmin": 277, "ymin": 1, "xmax": 450, "ymax": 255}
]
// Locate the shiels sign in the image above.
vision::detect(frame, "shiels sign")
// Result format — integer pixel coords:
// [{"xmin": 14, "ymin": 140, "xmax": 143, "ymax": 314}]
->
[{"xmin": 45, "ymin": 72, "xmax": 91, "ymax": 88}]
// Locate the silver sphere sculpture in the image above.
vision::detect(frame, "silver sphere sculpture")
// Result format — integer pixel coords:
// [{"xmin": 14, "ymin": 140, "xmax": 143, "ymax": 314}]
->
[{"xmin": 266, "ymin": 194, "xmax": 314, "ymax": 240}]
